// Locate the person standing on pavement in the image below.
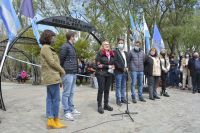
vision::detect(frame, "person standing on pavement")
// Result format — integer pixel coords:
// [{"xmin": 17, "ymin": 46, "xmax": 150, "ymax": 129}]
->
[
  {"xmin": 144, "ymin": 48, "xmax": 161, "ymax": 100},
  {"xmin": 180, "ymin": 52, "xmax": 192, "ymax": 90},
  {"xmin": 40, "ymin": 30, "xmax": 66, "ymax": 129},
  {"xmin": 188, "ymin": 51, "xmax": 200, "ymax": 94},
  {"xmin": 114, "ymin": 38, "xmax": 128, "ymax": 106},
  {"xmin": 128, "ymin": 41, "xmax": 146, "ymax": 103},
  {"xmin": 60, "ymin": 31, "xmax": 81, "ymax": 121},
  {"xmin": 95, "ymin": 41, "xmax": 115, "ymax": 114},
  {"xmin": 160, "ymin": 49, "xmax": 170, "ymax": 97}
]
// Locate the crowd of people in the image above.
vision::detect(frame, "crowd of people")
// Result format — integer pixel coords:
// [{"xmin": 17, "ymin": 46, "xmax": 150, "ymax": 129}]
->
[{"xmin": 39, "ymin": 30, "xmax": 200, "ymax": 129}]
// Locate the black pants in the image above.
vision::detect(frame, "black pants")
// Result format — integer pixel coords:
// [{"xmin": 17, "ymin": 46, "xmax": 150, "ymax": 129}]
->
[
  {"xmin": 191, "ymin": 72, "xmax": 200, "ymax": 92},
  {"xmin": 161, "ymin": 72, "xmax": 167, "ymax": 92},
  {"xmin": 97, "ymin": 75, "xmax": 112, "ymax": 107},
  {"xmin": 147, "ymin": 76, "xmax": 159, "ymax": 98}
]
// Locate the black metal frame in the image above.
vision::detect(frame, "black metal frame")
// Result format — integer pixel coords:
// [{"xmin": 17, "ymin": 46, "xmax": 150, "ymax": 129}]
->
[
  {"xmin": 0, "ymin": 46, "xmax": 39, "ymax": 84},
  {"xmin": 0, "ymin": 16, "xmax": 102, "ymax": 111}
]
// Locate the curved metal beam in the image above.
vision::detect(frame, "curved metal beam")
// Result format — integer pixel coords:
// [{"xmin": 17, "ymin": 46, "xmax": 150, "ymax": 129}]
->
[
  {"xmin": 0, "ymin": 16, "xmax": 103, "ymax": 111},
  {"xmin": 0, "ymin": 46, "xmax": 39, "ymax": 84}
]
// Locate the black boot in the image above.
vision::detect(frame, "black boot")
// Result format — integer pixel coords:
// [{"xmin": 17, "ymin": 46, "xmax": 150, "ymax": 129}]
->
[
  {"xmin": 121, "ymin": 99, "xmax": 129, "ymax": 104},
  {"xmin": 116, "ymin": 100, "xmax": 122, "ymax": 106},
  {"xmin": 132, "ymin": 96, "xmax": 137, "ymax": 103},
  {"xmin": 160, "ymin": 89, "xmax": 164, "ymax": 96},
  {"xmin": 98, "ymin": 106, "xmax": 104, "ymax": 114},
  {"xmin": 163, "ymin": 92, "xmax": 170, "ymax": 97},
  {"xmin": 104, "ymin": 104, "xmax": 113, "ymax": 111},
  {"xmin": 139, "ymin": 96, "xmax": 146, "ymax": 102},
  {"xmin": 154, "ymin": 95, "xmax": 160, "ymax": 99}
]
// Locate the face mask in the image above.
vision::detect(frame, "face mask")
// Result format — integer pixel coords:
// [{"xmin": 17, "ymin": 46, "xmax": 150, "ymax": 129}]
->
[
  {"xmin": 160, "ymin": 52, "xmax": 165, "ymax": 56},
  {"xmin": 186, "ymin": 55, "xmax": 189, "ymax": 58},
  {"xmin": 50, "ymin": 36, "xmax": 55, "ymax": 45},
  {"xmin": 118, "ymin": 44, "xmax": 124, "ymax": 50},
  {"xmin": 134, "ymin": 46, "xmax": 139, "ymax": 51},
  {"xmin": 74, "ymin": 37, "xmax": 78, "ymax": 43}
]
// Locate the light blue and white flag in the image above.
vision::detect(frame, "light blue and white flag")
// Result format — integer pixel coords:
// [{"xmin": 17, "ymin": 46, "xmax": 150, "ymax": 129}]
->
[
  {"xmin": 31, "ymin": 18, "xmax": 42, "ymax": 47},
  {"xmin": 143, "ymin": 15, "xmax": 151, "ymax": 53},
  {"xmin": 0, "ymin": 0, "xmax": 21, "ymax": 42},
  {"xmin": 152, "ymin": 23, "xmax": 165, "ymax": 54},
  {"xmin": 129, "ymin": 12, "xmax": 137, "ymax": 41}
]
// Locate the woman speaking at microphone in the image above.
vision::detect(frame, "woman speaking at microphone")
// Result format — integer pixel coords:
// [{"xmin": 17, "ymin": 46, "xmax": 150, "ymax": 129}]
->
[{"xmin": 95, "ymin": 41, "xmax": 115, "ymax": 114}]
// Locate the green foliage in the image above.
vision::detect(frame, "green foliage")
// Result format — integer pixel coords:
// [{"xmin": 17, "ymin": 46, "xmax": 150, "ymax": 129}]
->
[
  {"xmin": 74, "ymin": 39, "xmax": 95, "ymax": 59},
  {"xmin": 53, "ymin": 34, "xmax": 66, "ymax": 52}
]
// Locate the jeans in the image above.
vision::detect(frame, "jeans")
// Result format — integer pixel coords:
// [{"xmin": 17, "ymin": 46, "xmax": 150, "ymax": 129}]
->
[
  {"xmin": 115, "ymin": 73, "xmax": 127, "ymax": 101},
  {"xmin": 169, "ymin": 69, "xmax": 179, "ymax": 86},
  {"xmin": 130, "ymin": 71, "xmax": 144, "ymax": 98},
  {"xmin": 62, "ymin": 74, "xmax": 76, "ymax": 114},
  {"xmin": 46, "ymin": 83, "xmax": 60, "ymax": 118},
  {"xmin": 96, "ymin": 75, "xmax": 112, "ymax": 107},
  {"xmin": 147, "ymin": 76, "xmax": 159, "ymax": 98}
]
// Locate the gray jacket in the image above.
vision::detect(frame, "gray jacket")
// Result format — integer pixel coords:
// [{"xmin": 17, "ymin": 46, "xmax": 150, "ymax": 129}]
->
[{"xmin": 128, "ymin": 48, "xmax": 145, "ymax": 72}]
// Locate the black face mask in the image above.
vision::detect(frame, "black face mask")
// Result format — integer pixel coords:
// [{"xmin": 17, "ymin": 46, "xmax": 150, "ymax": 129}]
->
[{"xmin": 160, "ymin": 52, "xmax": 165, "ymax": 56}]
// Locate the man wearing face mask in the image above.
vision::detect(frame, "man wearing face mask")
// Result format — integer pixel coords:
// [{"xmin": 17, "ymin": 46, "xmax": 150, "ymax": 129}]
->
[
  {"xmin": 60, "ymin": 31, "xmax": 81, "ymax": 121},
  {"xmin": 114, "ymin": 38, "xmax": 128, "ymax": 106},
  {"xmin": 188, "ymin": 51, "xmax": 200, "ymax": 93},
  {"xmin": 128, "ymin": 41, "xmax": 146, "ymax": 103},
  {"xmin": 180, "ymin": 53, "xmax": 192, "ymax": 90}
]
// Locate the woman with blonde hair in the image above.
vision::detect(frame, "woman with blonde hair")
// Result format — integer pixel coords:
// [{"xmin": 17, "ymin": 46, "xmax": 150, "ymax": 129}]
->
[
  {"xmin": 95, "ymin": 41, "xmax": 115, "ymax": 114},
  {"xmin": 144, "ymin": 48, "xmax": 161, "ymax": 100},
  {"xmin": 40, "ymin": 30, "xmax": 66, "ymax": 129}
]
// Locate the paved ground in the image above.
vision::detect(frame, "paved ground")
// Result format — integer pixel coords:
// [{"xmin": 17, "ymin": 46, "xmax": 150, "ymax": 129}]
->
[{"xmin": 0, "ymin": 82, "xmax": 200, "ymax": 133}]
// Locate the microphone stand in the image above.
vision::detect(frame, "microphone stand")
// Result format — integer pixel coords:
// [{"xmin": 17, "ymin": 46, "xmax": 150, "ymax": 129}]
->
[{"xmin": 111, "ymin": 71, "xmax": 138, "ymax": 122}]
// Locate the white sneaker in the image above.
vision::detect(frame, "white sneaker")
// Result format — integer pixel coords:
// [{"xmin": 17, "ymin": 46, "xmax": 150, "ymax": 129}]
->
[
  {"xmin": 64, "ymin": 113, "xmax": 74, "ymax": 121},
  {"xmin": 72, "ymin": 109, "xmax": 81, "ymax": 115}
]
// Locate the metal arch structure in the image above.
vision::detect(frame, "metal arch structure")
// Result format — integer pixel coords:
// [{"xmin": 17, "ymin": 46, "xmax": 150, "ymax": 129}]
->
[
  {"xmin": 0, "ymin": 45, "xmax": 40, "ymax": 85},
  {"xmin": 0, "ymin": 16, "xmax": 103, "ymax": 111},
  {"xmin": 0, "ymin": 37, "xmax": 40, "ymax": 84}
]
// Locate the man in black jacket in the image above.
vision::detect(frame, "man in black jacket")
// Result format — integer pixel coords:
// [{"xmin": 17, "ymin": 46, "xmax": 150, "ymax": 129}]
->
[
  {"xmin": 60, "ymin": 31, "xmax": 81, "ymax": 121},
  {"xmin": 114, "ymin": 39, "xmax": 128, "ymax": 106}
]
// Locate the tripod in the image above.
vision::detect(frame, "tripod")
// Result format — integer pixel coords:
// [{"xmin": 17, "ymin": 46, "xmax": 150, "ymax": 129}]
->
[{"xmin": 111, "ymin": 72, "xmax": 138, "ymax": 122}]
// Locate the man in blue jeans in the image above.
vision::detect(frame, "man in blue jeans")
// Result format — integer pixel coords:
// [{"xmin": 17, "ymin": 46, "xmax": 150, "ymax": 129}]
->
[
  {"xmin": 128, "ymin": 41, "xmax": 146, "ymax": 103},
  {"xmin": 114, "ymin": 38, "xmax": 128, "ymax": 106},
  {"xmin": 60, "ymin": 31, "xmax": 81, "ymax": 121}
]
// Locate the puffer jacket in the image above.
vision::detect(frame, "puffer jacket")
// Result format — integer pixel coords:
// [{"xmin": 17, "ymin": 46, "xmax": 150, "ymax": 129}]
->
[
  {"xmin": 60, "ymin": 42, "xmax": 78, "ymax": 74},
  {"xmin": 40, "ymin": 45, "xmax": 65, "ymax": 85},
  {"xmin": 95, "ymin": 50, "xmax": 115, "ymax": 77},
  {"xmin": 128, "ymin": 48, "xmax": 145, "ymax": 72}
]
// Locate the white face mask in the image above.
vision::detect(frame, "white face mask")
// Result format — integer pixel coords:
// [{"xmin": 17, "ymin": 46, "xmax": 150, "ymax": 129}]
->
[
  {"xmin": 74, "ymin": 37, "xmax": 79, "ymax": 43},
  {"xmin": 118, "ymin": 44, "xmax": 124, "ymax": 50}
]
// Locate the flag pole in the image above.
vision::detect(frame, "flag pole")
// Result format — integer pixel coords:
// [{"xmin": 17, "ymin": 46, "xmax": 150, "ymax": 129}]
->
[{"xmin": 0, "ymin": 41, "xmax": 10, "ymax": 74}]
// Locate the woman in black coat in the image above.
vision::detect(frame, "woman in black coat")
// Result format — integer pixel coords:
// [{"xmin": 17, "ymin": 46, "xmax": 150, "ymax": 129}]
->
[{"xmin": 95, "ymin": 41, "xmax": 115, "ymax": 114}]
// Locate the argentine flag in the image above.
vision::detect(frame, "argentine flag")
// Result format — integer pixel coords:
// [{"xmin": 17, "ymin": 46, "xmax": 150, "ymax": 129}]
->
[{"xmin": 0, "ymin": 0, "xmax": 21, "ymax": 42}]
